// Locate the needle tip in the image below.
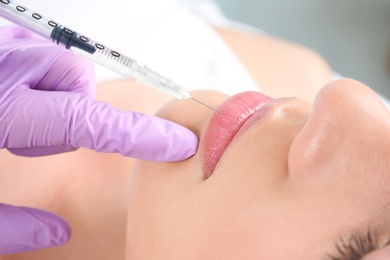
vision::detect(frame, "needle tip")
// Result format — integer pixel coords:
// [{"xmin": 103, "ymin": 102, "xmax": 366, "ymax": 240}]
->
[{"xmin": 191, "ymin": 98, "xmax": 221, "ymax": 113}]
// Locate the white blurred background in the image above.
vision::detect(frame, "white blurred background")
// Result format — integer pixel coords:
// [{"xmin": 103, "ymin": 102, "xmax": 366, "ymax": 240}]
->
[{"xmin": 212, "ymin": 0, "xmax": 390, "ymax": 97}]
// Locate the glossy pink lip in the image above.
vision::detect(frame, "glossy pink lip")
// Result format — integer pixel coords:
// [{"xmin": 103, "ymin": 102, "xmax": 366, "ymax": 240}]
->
[{"xmin": 202, "ymin": 91, "xmax": 273, "ymax": 178}]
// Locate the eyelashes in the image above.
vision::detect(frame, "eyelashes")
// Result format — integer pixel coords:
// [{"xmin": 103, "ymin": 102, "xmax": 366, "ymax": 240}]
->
[{"xmin": 326, "ymin": 229, "xmax": 377, "ymax": 260}]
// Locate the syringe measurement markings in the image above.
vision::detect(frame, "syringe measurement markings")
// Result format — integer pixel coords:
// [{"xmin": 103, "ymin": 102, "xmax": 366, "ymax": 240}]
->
[
  {"xmin": 119, "ymin": 55, "xmax": 124, "ymax": 65},
  {"xmin": 126, "ymin": 58, "xmax": 132, "ymax": 67},
  {"xmin": 16, "ymin": 5, "xmax": 26, "ymax": 12},
  {"xmin": 95, "ymin": 43, "xmax": 110, "ymax": 57},
  {"xmin": 32, "ymin": 12, "xmax": 42, "ymax": 20},
  {"xmin": 15, "ymin": 5, "xmax": 44, "ymax": 24},
  {"xmin": 103, "ymin": 48, "xmax": 111, "ymax": 58},
  {"xmin": 111, "ymin": 51, "xmax": 122, "ymax": 63},
  {"xmin": 48, "ymin": 20, "xmax": 57, "ymax": 28},
  {"xmin": 118, "ymin": 55, "xmax": 126, "ymax": 65},
  {"xmin": 79, "ymin": 35, "xmax": 89, "ymax": 43},
  {"xmin": 124, "ymin": 56, "xmax": 132, "ymax": 68}
]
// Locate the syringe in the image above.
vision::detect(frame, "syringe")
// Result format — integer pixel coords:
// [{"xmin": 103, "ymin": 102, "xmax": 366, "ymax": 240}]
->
[{"xmin": 0, "ymin": 0, "xmax": 219, "ymax": 112}]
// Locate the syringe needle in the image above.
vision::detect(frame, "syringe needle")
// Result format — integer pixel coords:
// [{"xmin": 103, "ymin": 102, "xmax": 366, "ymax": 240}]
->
[{"xmin": 191, "ymin": 97, "xmax": 221, "ymax": 113}]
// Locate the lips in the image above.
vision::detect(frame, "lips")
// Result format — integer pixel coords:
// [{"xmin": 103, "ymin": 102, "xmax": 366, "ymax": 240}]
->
[{"xmin": 202, "ymin": 91, "xmax": 273, "ymax": 178}]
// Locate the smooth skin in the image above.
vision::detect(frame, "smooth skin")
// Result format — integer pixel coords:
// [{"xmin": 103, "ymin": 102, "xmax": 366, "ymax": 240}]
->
[
  {"xmin": 127, "ymin": 79, "xmax": 390, "ymax": 259},
  {"xmin": 5, "ymin": 27, "xmax": 390, "ymax": 259}
]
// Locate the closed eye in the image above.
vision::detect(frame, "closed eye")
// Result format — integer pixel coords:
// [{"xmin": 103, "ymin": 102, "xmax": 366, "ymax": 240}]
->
[{"xmin": 326, "ymin": 228, "xmax": 379, "ymax": 260}]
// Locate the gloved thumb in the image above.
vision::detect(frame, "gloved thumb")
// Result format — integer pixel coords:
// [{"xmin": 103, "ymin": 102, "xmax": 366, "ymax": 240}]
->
[
  {"xmin": 2, "ymin": 88, "xmax": 198, "ymax": 161},
  {"xmin": 0, "ymin": 204, "xmax": 71, "ymax": 254}
]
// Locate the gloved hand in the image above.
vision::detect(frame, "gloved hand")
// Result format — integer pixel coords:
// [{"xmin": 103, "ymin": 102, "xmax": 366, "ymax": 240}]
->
[
  {"xmin": 0, "ymin": 25, "xmax": 198, "ymax": 254},
  {"xmin": 0, "ymin": 204, "xmax": 71, "ymax": 254},
  {"xmin": 0, "ymin": 25, "xmax": 198, "ymax": 160}
]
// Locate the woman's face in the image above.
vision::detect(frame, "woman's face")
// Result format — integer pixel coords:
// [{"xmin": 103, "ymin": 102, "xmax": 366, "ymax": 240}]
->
[{"xmin": 126, "ymin": 79, "xmax": 390, "ymax": 259}]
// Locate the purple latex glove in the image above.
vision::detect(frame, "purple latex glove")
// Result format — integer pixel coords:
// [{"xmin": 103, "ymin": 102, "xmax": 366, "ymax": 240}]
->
[
  {"xmin": 0, "ymin": 25, "xmax": 198, "ymax": 160},
  {"xmin": 0, "ymin": 25, "xmax": 198, "ymax": 254},
  {"xmin": 0, "ymin": 204, "xmax": 71, "ymax": 254}
]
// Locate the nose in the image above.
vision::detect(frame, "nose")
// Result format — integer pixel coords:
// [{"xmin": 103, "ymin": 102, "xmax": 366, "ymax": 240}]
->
[
  {"xmin": 288, "ymin": 79, "xmax": 390, "ymax": 181},
  {"xmin": 308, "ymin": 79, "xmax": 390, "ymax": 152},
  {"xmin": 313, "ymin": 78, "xmax": 388, "ymax": 123}
]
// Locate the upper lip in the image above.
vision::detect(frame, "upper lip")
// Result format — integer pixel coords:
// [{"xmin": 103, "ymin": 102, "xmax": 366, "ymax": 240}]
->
[{"xmin": 201, "ymin": 91, "xmax": 273, "ymax": 178}]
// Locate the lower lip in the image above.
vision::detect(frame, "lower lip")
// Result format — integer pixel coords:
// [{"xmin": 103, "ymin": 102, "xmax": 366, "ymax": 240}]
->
[{"xmin": 202, "ymin": 91, "xmax": 273, "ymax": 178}]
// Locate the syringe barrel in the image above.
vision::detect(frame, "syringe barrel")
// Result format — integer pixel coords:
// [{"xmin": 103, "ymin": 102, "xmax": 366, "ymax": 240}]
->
[
  {"xmin": 0, "ymin": 0, "xmax": 140, "ymax": 77},
  {"xmin": 0, "ymin": 0, "xmax": 53, "ymax": 38},
  {"xmin": 0, "ymin": 0, "xmax": 191, "ymax": 100}
]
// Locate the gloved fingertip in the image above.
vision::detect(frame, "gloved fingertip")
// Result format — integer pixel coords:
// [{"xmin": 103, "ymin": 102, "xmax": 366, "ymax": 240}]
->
[
  {"xmin": 141, "ymin": 121, "xmax": 199, "ymax": 162},
  {"xmin": 163, "ymin": 127, "xmax": 199, "ymax": 162},
  {"xmin": 0, "ymin": 204, "xmax": 71, "ymax": 254}
]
